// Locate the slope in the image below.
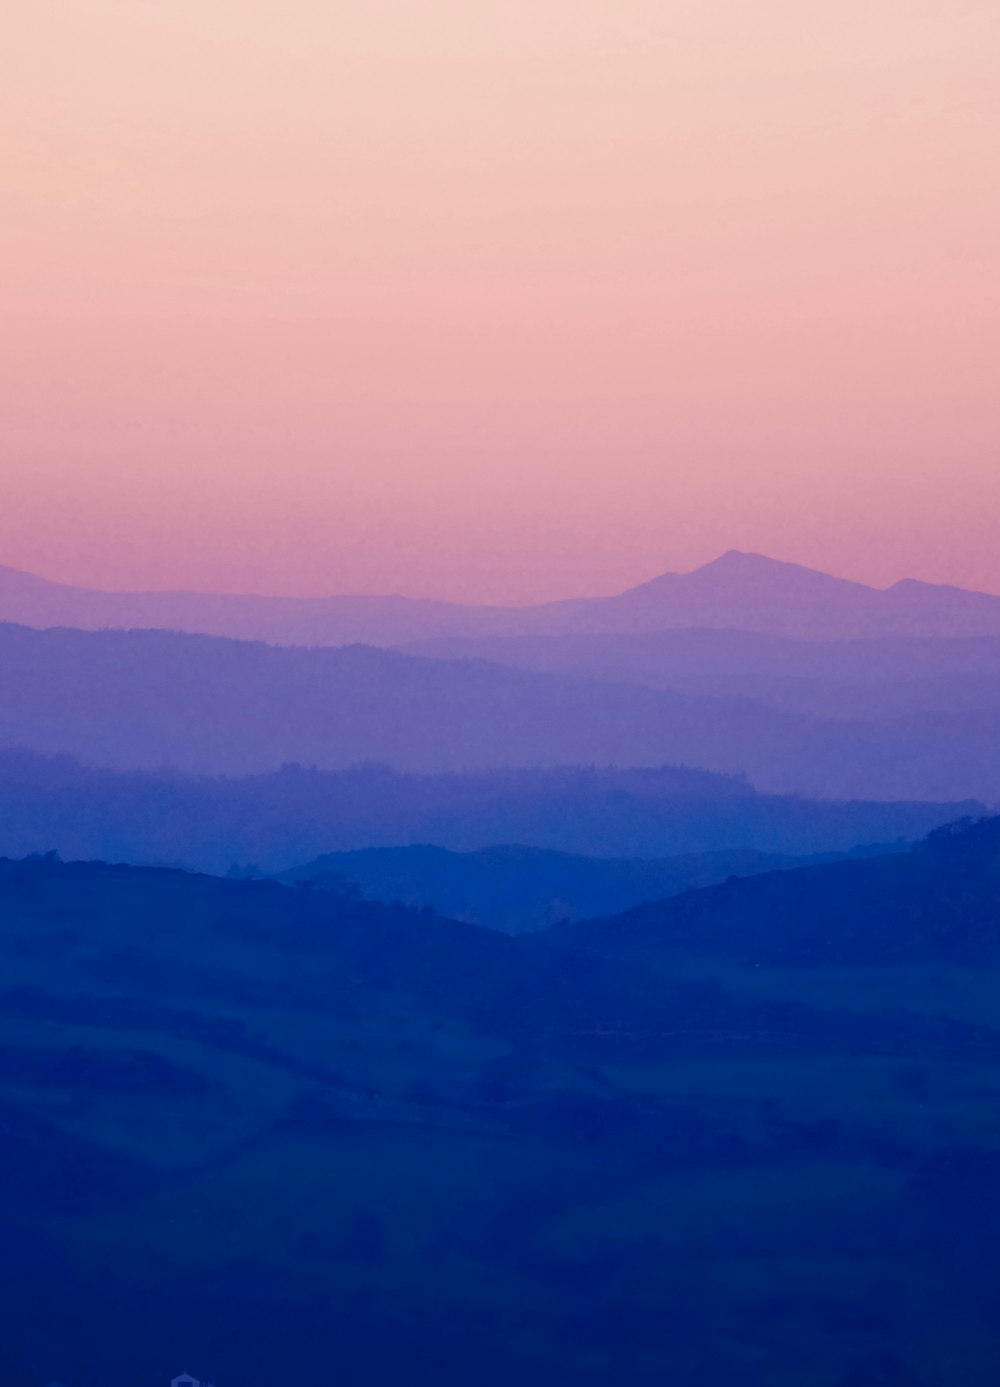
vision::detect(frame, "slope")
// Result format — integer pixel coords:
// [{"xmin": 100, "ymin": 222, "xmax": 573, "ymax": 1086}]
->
[
  {"xmin": 0, "ymin": 749, "xmax": 980, "ymax": 872},
  {"xmin": 275, "ymin": 841, "xmax": 897, "ymax": 934},
  {"xmin": 5, "ymin": 620, "xmax": 1000, "ymax": 799},
  {"xmin": 6, "ymin": 831, "xmax": 1000, "ymax": 1383}
]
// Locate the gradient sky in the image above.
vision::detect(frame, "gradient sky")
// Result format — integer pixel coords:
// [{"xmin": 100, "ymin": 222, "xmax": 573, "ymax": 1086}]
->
[{"xmin": 2, "ymin": 1, "xmax": 998, "ymax": 602}]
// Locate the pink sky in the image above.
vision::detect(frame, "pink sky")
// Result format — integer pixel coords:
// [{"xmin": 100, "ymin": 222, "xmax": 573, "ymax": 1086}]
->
[{"xmin": 2, "ymin": 1, "xmax": 998, "ymax": 602}]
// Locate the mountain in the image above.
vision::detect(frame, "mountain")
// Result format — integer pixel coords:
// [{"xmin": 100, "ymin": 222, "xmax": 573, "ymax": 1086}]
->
[
  {"xmin": 5, "ymin": 619, "xmax": 1000, "ymax": 799},
  {"xmin": 6, "ymin": 823, "xmax": 1000, "ymax": 1382},
  {"xmin": 0, "ymin": 750, "xmax": 972, "ymax": 873},
  {"xmin": 0, "ymin": 561, "xmax": 503, "ymax": 646},
  {"xmin": 5, "ymin": 550, "xmax": 1000, "ymax": 645},
  {"xmin": 402, "ymin": 627, "xmax": 1000, "ymax": 722},
  {"xmin": 569, "ymin": 550, "xmax": 1000, "ymax": 639},
  {"xmin": 554, "ymin": 815, "xmax": 1000, "ymax": 967},
  {"xmin": 274, "ymin": 842, "xmax": 895, "ymax": 934},
  {"xmin": 0, "ymin": 619, "xmax": 797, "ymax": 778}
]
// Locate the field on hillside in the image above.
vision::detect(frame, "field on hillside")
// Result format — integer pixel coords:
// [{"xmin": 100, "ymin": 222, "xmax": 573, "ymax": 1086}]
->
[{"xmin": 3, "ymin": 853, "xmax": 1000, "ymax": 1385}]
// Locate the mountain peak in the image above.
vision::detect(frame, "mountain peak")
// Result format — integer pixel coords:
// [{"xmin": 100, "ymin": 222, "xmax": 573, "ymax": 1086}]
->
[
  {"xmin": 695, "ymin": 550, "xmax": 789, "ymax": 573},
  {"xmin": 691, "ymin": 551, "xmax": 864, "ymax": 584},
  {"xmin": 625, "ymin": 551, "xmax": 870, "ymax": 600},
  {"xmin": 703, "ymin": 548, "xmax": 764, "ymax": 565}
]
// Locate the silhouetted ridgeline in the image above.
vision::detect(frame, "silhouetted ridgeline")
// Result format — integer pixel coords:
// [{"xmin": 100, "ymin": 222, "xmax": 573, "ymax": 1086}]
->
[
  {"xmin": 275, "ymin": 841, "xmax": 907, "ymax": 934},
  {"xmin": 553, "ymin": 814, "xmax": 1000, "ymax": 966},
  {"xmin": 0, "ymin": 620, "xmax": 824, "ymax": 784},
  {"xmin": 402, "ymin": 626, "xmax": 1000, "ymax": 721},
  {"xmin": 4, "ymin": 619, "xmax": 1000, "ymax": 799},
  {"xmin": 6, "ymin": 550, "xmax": 1000, "ymax": 641},
  {"xmin": 0, "ymin": 749, "xmax": 982, "ymax": 874},
  {"xmin": 3, "ymin": 819, "xmax": 1000, "ymax": 1382}
]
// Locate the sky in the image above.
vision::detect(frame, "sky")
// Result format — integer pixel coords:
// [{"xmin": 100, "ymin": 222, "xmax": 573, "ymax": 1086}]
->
[{"xmin": 1, "ymin": 1, "xmax": 998, "ymax": 602}]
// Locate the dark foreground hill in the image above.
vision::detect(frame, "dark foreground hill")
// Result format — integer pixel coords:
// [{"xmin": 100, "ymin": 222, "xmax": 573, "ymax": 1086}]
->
[
  {"xmin": 555, "ymin": 816, "xmax": 1000, "ymax": 966},
  {"xmin": 0, "ymin": 749, "xmax": 981, "ymax": 873},
  {"xmin": 276, "ymin": 841, "xmax": 899, "ymax": 934},
  {"xmin": 5, "ymin": 826, "xmax": 1000, "ymax": 1384}
]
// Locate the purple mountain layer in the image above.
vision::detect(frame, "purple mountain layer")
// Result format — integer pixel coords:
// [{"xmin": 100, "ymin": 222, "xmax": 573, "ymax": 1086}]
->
[
  {"xmin": 3, "ymin": 620, "xmax": 1000, "ymax": 801},
  {"xmin": 4, "ymin": 551, "xmax": 1000, "ymax": 644}
]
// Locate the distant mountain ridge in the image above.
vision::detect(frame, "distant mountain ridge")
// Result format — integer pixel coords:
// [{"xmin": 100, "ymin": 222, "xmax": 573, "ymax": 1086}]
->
[
  {"xmin": 401, "ymin": 626, "xmax": 1000, "ymax": 721},
  {"xmin": 6, "ymin": 619, "xmax": 1000, "ymax": 798},
  {"xmin": 0, "ymin": 749, "xmax": 977, "ymax": 873},
  {"xmin": 4, "ymin": 550, "xmax": 1000, "ymax": 644},
  {"xmin": 5, "ymin": 620, "xmax": 1000, "ymax": 799}
]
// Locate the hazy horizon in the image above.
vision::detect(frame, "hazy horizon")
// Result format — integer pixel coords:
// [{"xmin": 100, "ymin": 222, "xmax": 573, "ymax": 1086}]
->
[
  {"xmin": 6, "ymin": 546, "xmax": 1000, "ymax": 605},
  {"xmin": 4, "ymin": 1, "xmax": 999, "ymax": 603}
]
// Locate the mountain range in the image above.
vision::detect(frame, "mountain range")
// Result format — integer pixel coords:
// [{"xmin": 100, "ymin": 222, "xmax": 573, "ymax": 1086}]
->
[
  {"xmin": 401, "ymin": 627, "xmax": 1000, "ymax": 721},
  {"xmin": 0, "ymin": 619, "xmax": 981, "ymax": 802},
  {"xmin": 5, "ymin": 550, "xmax": 1000, "ymax": 644},
  {"xmin": 0, "ymin": 750, "xmax": 972, "ymax": 873},
  {"xmin": 4, "ymin": 618, "xmax": 1000, "ymax": 800}
]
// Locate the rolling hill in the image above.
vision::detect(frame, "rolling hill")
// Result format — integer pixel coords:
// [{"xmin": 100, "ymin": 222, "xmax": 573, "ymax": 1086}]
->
[
  {"xmin": 275, "ymin": 841, "xmax": 901, "ymax": 934},
  {"xmin": 0, "ymin": 619, "xmax": 794, "ymax": 779},
  {"xmin": 4, "ymin": 820, "xmax": 1000, "ymax": 1382},
  {"xmin": 5, "ymin": 621, "xmax": 1000, "ymax": 799},
  {"xmin": 555, "ymin": 815, "xmax": 1000, "ymax": 968},
  {"xmin": 0, "ymin": 749, "xmax": 981, "ymax": 872},
  {"xmin": 402, "ymin": 627, "xmax": 1000, "ymax": 722}
]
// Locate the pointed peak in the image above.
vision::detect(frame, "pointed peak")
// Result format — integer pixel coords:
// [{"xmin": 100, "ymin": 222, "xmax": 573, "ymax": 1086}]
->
[
  {"xmin": 692, "ymin": 551, "xmax": 837, "ymax": 578},
  {"xmin": 686, "ymin": 551, "xmax": 876, "ymax": 591},
  {"xmin": 619, "ymin": 551, "xmax": 878, "ymax": 610},
  {"xmin": 694, "ymin": 550, "xmax": 784, "ymax": 572}
]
